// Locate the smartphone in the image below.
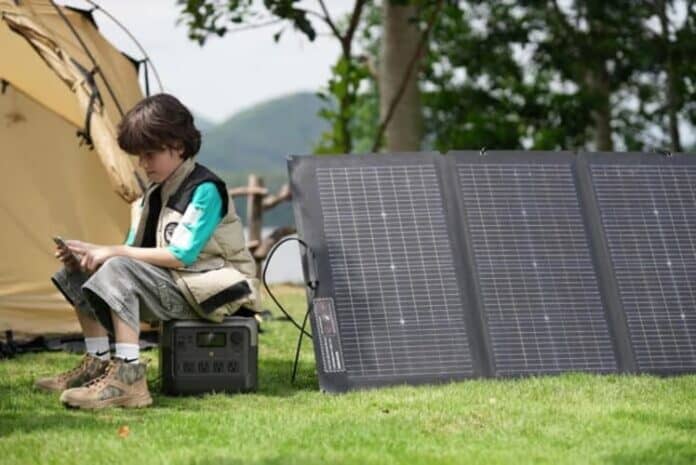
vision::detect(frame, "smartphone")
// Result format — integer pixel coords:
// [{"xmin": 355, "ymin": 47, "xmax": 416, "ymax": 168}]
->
[{"xmin": 53, "ymin": 236, "xmax": 79, "ymax": 261}]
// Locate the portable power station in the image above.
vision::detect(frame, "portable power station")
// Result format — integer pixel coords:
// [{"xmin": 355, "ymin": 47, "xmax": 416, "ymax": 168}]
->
[{"xmin": 159, "ymin": 316, "xmax": 258, "ymax": 395}]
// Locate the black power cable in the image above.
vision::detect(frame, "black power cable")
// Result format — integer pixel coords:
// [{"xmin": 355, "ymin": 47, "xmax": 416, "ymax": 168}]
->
[
  {"xmin": 261, "ymin": 235, "xmax": 315, "ymax": 337},
  {"xmin": 261, "ymin": 235, "xmax": 317, "ymax": 383},
  {"xmin": 291, "ymin": 298, "xmax": 313, "ymax": 383}
]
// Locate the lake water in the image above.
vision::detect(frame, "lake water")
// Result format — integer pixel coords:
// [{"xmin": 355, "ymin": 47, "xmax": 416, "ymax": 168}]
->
[{"xmin": 245, "ymin": 227, "xmax": 304, "ymax": 284}]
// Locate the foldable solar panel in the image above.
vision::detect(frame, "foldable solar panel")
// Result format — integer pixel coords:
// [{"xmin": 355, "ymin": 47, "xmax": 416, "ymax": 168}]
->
[
  {"xmin": 581, "ymin": 152, "xmax": 696, "ymax": 375},
  {"xmin": 288, "ymin": 153, "xmax": 483, "ymax": 392},
  {"xmin": 450, "ymin": 151, "xmax": 619, "ymax": 376},
  {"xmin": 288, "ymin": 150, "xmax": 696, "ymax": 393}
]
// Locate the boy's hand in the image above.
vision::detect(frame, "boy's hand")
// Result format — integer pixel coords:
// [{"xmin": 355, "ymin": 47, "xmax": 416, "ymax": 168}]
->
[
  {"xmin": 65, "ymin": 240, "xmax": 98, "ymax": 254},
  {"xmin": 54, "ymin": 242, "xmax": 82, "ymax": 273},
  {"xmin": 74, "ymin": 245, "xmax": 118, "ymax": 273}
]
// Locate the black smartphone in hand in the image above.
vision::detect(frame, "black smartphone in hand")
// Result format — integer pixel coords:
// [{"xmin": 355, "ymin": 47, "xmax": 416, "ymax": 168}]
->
[{"xmin": 53, "ymin": 236, "xmax": 79, "ymax": 262}]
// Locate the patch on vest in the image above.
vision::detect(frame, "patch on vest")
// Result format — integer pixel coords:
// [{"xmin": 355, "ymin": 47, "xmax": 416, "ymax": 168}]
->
[
  {"xmin": 164, "ymin": 222, "xmax": 179, "ymax": 244},
  {"xmin": 182, "ymin": 204, "xmax": 204, "ymax": 225}
]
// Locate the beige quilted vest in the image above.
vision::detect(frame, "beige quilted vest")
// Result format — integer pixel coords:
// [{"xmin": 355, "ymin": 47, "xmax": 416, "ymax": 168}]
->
[{"xmin": 129, "ymin": 157, "xmax": 260, "ymax": 322}]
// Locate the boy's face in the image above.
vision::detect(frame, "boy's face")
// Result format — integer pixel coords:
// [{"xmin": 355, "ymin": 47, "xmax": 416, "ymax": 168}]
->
[{"xmin": 138, "ymin": 146, "xmax": 185, "ymax": 183}]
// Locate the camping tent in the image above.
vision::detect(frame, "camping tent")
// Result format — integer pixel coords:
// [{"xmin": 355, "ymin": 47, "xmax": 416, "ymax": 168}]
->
[{"xmin": 0, "ymin": 0, "xmax": 146, "ymax": 339}]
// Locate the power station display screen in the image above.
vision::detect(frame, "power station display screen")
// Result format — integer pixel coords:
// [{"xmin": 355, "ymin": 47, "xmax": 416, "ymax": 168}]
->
[{"xmin": 196, "ymin": 332, "xmax": 227, "ymax": 348}]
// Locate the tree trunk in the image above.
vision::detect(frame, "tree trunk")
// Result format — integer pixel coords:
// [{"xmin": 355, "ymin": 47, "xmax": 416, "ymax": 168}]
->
[
  {"xmin": 379, "ymin": 1, "xmax": 423, "ymax": 152},
  {"xmin": 658, "ymin": 0, "xmax": 683, "ymax": 152},
  {"xmin": 584, "ymin": 66, "xmax": 613, "ymax": 151}
]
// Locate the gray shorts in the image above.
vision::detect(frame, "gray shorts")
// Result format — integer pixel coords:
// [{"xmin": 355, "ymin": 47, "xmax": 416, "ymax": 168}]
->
[{"xmin": 51, "ymin": 256, "xmax": 200, "ymax": 335}]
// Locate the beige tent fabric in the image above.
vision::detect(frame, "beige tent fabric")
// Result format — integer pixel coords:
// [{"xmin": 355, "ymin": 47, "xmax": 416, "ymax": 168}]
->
[
  {"xmin": 0, "ymin": 0, "xmax": 148, "ymax": 338},
  {"xmin": 0, "ymin": 86, "xmax": 129, "ymax": 337},
  {"xmin": 0, "ymin": 0, "xmax": 144, "ymax": 202}
]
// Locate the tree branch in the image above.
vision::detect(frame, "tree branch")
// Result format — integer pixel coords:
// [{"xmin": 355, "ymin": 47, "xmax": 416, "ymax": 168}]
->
[
  {"xmin": 343, "ymin": 0, "xmax": 368, "ymax": 53},
  {"xmin": 223, "ymin": 18, "xmax": 284, "ymax": 34},
  {"xmin": 317, "ymin": 0, "xmax": 343, "ymax": 41}
]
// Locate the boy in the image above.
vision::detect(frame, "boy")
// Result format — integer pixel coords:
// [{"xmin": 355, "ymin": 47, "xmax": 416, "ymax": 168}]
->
[{"xmin": 34, "ymin": 93, "xmax": 260, "ymax": 409}]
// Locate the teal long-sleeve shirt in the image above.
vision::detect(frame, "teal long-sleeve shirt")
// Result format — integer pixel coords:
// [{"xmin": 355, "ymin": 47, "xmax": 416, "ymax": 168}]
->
[{"xmin": 124, "ymin": 182, "xmax": 223, "ymax": 266}]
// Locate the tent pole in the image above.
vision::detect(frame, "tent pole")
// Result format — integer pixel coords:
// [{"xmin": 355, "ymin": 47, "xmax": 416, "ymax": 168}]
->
[
  {"xmin": 49, "ymin": 0, "xmax": 126, "ymax": 118},
  {"xmin": 85, "ymin": 0, "xmax": 164, "ymax": 93}
]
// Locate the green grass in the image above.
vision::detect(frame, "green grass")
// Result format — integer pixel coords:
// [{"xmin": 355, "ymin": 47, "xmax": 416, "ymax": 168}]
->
[{"xmin": 1, "ymin": 284, "xmax": 695, "ymax": 465}]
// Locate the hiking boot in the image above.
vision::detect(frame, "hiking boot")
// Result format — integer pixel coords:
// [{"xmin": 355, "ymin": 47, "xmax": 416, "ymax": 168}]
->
[
  {"xmin": 34, "ymin": 352, "xmax": 110, "ymax": 393},
  {"xmin": 59, "ymin": 357, "xmax": 153, "ymax": 409}
]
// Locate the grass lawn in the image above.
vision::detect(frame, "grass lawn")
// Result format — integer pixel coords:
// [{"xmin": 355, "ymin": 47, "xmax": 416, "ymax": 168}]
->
[{"xmin": 1, "ymin": 284, "xmax": 695, "ymax": 465}]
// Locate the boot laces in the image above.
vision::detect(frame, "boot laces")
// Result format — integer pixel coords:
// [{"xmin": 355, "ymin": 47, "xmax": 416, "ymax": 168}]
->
[
  {"xmin": 56, "ymin": 353, "xmax": 92, "ymax": 381},
  {"xmin": 81, "ymin": 359, "xmax": 116, "ymax": 389}
]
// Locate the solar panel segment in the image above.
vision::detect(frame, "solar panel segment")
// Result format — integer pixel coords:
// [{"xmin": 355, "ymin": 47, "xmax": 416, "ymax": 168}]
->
[
  {"xmin": 452, "ymin": 151, "xmax": 618, "ymax": 376},
  {"xmin": 585, "ymin": 152, "xmax": 696, "ymax": 374},
  {"xmin": 288, "ymin": 153, "xmax": 476, "ymax": 392}
]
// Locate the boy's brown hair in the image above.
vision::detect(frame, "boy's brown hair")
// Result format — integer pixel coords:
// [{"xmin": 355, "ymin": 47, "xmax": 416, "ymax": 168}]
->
[{"xmin": 117, "ymin": 93, "xmax": 201, "ymax": 159}]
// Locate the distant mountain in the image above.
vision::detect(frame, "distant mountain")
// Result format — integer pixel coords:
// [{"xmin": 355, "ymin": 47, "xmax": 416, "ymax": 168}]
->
[
  {"xmin": 197, "ymin": 92, "xmax": 329, "ymax": 173},
  {"xmin": 193, "ymin": 113, "xmax": 216, "ymax": 134}
]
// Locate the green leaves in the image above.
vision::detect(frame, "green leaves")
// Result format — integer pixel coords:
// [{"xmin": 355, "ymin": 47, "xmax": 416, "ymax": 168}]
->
[
  {"xmin": 314, "ymin": 56, "xmax": 372, "ymax": 154},
  {"xmin": 264, "ymin": 0, "xmax": 316, "ymax": 41},
  {"xmin": 176, "ymin": 0, "xmax": 316, "ymax": 45},
  {"xmin": 176, "ymin": 0, "xmax": 253, "ymax": 46}
]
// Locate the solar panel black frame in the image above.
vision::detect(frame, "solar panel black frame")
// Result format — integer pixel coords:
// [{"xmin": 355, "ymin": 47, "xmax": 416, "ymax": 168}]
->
[
  {"xmin": 287, "ymin": 152, "xmax": 488, "ymax": 393},
  {"xmin": 579, "ymin": 151, "xmax": 696, "ymax": 375}
]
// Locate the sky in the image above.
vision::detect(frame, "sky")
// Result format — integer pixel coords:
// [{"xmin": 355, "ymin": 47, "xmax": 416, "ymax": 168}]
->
[{"xmin": 58, "ymin": 0, "xmax": 352, "ymax": 123}]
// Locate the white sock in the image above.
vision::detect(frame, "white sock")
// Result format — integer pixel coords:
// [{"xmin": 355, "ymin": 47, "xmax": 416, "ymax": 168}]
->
[
  {"xmin": 114, "ymin": 343, "xmax": 140, "ymax": 364},
  {"xmin": 84, "ymin": 337, "xmax": 110, "ymax": 360}
]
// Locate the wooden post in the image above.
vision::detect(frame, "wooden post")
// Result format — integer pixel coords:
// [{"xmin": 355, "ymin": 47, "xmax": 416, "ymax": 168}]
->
[{"xmin": 246, "ymin": 174, "xmax": 264, "ymax": 279}]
